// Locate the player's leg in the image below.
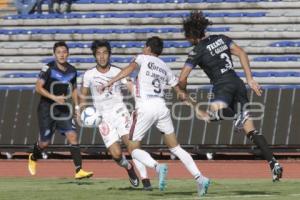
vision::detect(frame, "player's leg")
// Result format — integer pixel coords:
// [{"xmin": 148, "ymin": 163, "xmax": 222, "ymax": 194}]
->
[
  {"xmin": 28, "ymin": 104, "xmax": 54, "ymax": 175},
  {"xmin": 55, "ymin": 108, "xmax": 93, "ymax": 179},
  {"xmin": 163, "ymin": 133, "xmax": 210, "ymax": 196},
  {"xmin": 128, "ymin": 107, "xmax": 167, "ymax": 191},
  {"xmin": 235, "ymin": 79, "xmax": 282, "ymax": 181},
  {"xmin": 99, "ymin": 112, "xmax": 140, "ymax": 187},
  {"xmin": 28, "ymin": 141, "xmax": 50, "ymax": 175},
  {"xmin": 156, "ymin": 104, "xmax": 209, "ymax": 196},
  {"xmin": 243, "ymin": 119, "xmax": 283, "ymax": 181},
  {"xmin": 65, "ymin": 130, "xmax": 93, "ymax": 179},
  {"xmin": 127, "ymin": 108, "xmax": 161, "ymax": 170},
  {"xmin": 108, "ymin": 142, "xmax": 139, "ymax": 187},
  {"xmin": 122, "ymin": 135, "xmax": 151, "ymax": 190}
]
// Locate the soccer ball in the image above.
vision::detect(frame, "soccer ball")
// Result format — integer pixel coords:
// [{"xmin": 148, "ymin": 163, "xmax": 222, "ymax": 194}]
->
[{"xmin": 80, "ymin": 107, "xmax": 101, "ymax": 126}]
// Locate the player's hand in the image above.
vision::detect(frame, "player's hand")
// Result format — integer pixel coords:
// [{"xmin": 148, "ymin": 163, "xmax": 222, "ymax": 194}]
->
[
  {"xmin": 248, "ymin": 79, "xmax": 262, "ymax": 96},
  {"xmin": 102, "ymin": 81, "xmax": 113, "ymax": 92},
  {"xmin": 178, "ymin": 90, "xmax": 188, "ymax": 101},
  {"xmin": 195, "ymin": 108, "xmax": 210, "ymax": 122},
  {"xmin": 53, "ymin": 95, "xmax": 66, "ymax": 104}
]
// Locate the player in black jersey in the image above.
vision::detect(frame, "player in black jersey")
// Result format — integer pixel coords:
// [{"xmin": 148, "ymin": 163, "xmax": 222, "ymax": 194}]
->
[
  {"xmin": 179, "ymin": 11, "xmax": 282, "ymax": 182},
  {"xmin": 28, "ymin": 41, "xmax": 93, "ymax": 179}
]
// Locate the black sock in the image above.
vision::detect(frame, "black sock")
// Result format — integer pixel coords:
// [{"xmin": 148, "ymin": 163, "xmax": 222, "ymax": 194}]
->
[
  {"xmin": 70, "ymin": 144, "xmax": 82, "ymax": 173},
  {"xmin": 31, "ymin": 142, "xmax": 43, "ymax": 161},
  {"xmin": 247, "ymin": 130, "xmax": 277, "ymax": 169}
]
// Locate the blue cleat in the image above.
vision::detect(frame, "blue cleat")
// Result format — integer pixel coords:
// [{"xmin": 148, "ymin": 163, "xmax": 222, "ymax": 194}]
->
[
  {"xmin": 158, "ymin": 164, "xmax": 168, "ymax": 191},
  {"xmin": 197, "ymin": 178, "xmax": 210, "ymax": 196}
]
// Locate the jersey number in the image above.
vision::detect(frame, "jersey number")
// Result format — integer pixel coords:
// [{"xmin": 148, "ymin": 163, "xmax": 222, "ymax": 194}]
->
[
  {"xmin": 220, "ymin": 53, "xmax": 233, "ymax": 74},
  {"xmin": 152, "ymin": 79, "xmax": 161, "ymax": 94}
]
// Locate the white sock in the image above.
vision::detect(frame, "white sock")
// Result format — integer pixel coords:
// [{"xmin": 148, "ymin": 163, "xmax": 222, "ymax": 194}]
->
[
  {"xmin": 170, "ymin": 145, "xmax": 206, "ymax": 182},
  {"xmin": 115, "ymin": 154, "xmax": 131, "ymax": 170},
  {"xmin": 131, "ymin": 149, "xmax": 159, "ymax": 173},
  {"xmin": 133, "ymin": 158, "xmax": 148, "ymax": 179}
]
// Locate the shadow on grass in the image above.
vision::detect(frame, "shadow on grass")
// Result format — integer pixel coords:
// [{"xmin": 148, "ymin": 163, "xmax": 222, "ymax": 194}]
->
[
  {"xmin": 233, "ymin": 190, "xmax": 280, "ymax": 196},
  {"xmin": 108, "ymin": 186, "xmax": 143, "ymax": 191},
  {"xmin": 150, "ymin": 191, "xmax": 195, "ymax": 196},
  {"xmin": 59, "ymin": 181, "xmax": 97, "ymax": 186}
]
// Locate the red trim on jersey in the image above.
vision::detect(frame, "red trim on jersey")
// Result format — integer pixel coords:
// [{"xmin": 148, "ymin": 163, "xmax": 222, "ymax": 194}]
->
[
  {"xmin": 135, "ymin": 76, "xmax": 140, "ymax": 97},
  {"xmin": 129, "ymin": 110, "xmax": 138, "ymax": 140}
]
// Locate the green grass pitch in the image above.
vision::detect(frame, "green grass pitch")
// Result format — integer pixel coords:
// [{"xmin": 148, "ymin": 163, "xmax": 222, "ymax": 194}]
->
[{"xmin": 0, "ymin": 178, "xmax": 299, "ymax": 200}]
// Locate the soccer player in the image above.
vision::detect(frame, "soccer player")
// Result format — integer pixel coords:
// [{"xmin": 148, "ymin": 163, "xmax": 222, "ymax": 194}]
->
[
  {"xmin": 28, "ymin": 41, "xmax": 93, "ymax": 179},
  {"xmin": 104, "ymin": 36, "xmax": 210, "ymax": 196},
  {"xmin": 79, "ymin": 40, "xmax": 152, "ymax": 190},
  {"xmin": 179, "ymin": 11, "xmax": 283, "ymax": 181}
]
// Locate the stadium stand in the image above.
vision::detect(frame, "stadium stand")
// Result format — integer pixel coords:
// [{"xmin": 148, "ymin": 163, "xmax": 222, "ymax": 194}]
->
[{"xmin": 0, "ymin": 0, "xmax": 299, "ymax": 154}]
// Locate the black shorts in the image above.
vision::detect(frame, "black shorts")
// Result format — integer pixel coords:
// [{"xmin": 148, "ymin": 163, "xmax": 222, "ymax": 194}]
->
[
  {"xmin": 212, "ymin": 76, "xmax": 249, "ymax": 114},
  {"xmin": 37, "ymin": 102, "xmax": 76, "ymax": 142}
]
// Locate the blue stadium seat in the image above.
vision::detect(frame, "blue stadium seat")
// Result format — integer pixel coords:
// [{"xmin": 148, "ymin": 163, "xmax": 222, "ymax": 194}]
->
[
  {"xmin": 4, "ymin": 71, "xmax": 299, "ymax": 79},
  {"xmin": 64, "ymin": 41, "xmax": 191, "ymax": 49},
  {"xmin": 246, "ymin": 12, "xmax": 266, "ymax": 17},
  {"xmin": 8, "ymin": 73, "xmax": 38, "ymax": 78},
  {"xmin": 207, "ymin": 27, "xmax": 230, "ymax": 32},
  {"xmin": 270, "ymin": 41, "xmax": 299, "ymax": 47},
  {"xmin": 42, "ymin": 56, "xmax": 180, "ymax": 64},
  {"xmin": 253, "ymin": 56, "xmax": 300, "ymax": 62},
  {"xmin": 76, "ymin": 0, "xmax": 93, "ymax": 3},
  {"xmin": 236, "ymin": 71, "xmax": 300, "ymax": 78},
  {"xmin": 206, "ymin": 13, "xmax": 226, "ymax": 17}
]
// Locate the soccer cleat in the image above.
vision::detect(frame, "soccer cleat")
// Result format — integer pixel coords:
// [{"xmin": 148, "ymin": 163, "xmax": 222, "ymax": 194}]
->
[
  {"xmin": 75, "ymin": 169, "xmax": 93, "ymax": 180},
  {"xmin": 126, "ymin": 163, "xmax": 140, "ymax": 187},
  {"xmin": 234, "ymin": 111, "xmax": 250, "ymax": 133},
  {"xmin": 197, "ymin": 178, "xmax": 211, "ymax": 197},
  {"xmin": 142, "ymin": 178, "xmax": 153, "ymax": 191},
  {"xmin": 272, "ymin": 163, "xmax": 283, "ymax": 182},
  {"xmin": 28, "ymin": 153, "xmax": 37, "ymax": 175},
  {"xmin": 158, "ymin": 164, "xmax": 168, "ymax": 191}
]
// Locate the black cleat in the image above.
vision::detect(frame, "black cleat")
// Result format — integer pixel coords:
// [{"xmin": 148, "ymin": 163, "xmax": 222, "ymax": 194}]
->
[
  {"xmin": 272, "ymin": 162, "xmax": 283, "ymax": 182},
  {"xmin": 127, "ymin": 162, "xmax": 139, "ymax": 187},
  {"xmin": 142, "ymin": 178, "xmax": 153, "ymax": 191}
]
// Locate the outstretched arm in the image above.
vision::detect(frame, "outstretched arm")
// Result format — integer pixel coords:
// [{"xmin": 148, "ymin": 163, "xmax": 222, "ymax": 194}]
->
[
  {"xmin": 173, "ymin": 85, "xmax": 210, "ymax": 122},
  {"xmin": 230, "ymin": 43, "xmax": 262, "ymax": 96},
  {"xmin": 105, "ymin": 62, "xmax": 138, "ymax": 89},
  {"xmin": 178, "ymin": 65, "xmax": 193, "ymax": 91}
]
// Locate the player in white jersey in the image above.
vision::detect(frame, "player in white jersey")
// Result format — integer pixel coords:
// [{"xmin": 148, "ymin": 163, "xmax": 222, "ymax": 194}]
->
[
  {"xmin": 104, "ymin": 36, "xmax": 210, "ymax": 196},
  {"xmin": 79, "ymin": 40, "xmax": 152, "ymax": 190}
]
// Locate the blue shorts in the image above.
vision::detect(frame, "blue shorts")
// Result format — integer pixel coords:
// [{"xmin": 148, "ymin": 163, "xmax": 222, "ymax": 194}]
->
[{"xmin": 37, "ymin": 102, "xmax": 76, "ymax": 142}]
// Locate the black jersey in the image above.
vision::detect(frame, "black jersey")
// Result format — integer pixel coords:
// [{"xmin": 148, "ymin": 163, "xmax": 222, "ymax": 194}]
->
[
  {"xmin": 38, "ymin": 61, "xmax": 77, "ymax": 104},
  {"xmin": 185, "ymin": 34, "xmax": 238, "ymax": 84}
]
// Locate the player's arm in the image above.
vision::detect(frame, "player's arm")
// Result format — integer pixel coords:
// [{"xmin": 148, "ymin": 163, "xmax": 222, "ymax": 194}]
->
[
  {"xmin": 79, "ymin": 71, "xmax": 90, "ymax": 111},
  {"xmin": 106, "ymin": 62, "xmax": 138, "ymax": 88},
  {"xmin": 71, "ymin": 88, "xmax": 80, "ymax": 111},
  {"xmin": 79, "ymin": 86, "xmax": 89, "ymax": 110},
  {"xmin": 178, "ymin": 65, "xmax": 193, "ymax": 91},
  {"xmin": 173, "ymin": 85, "xmax": 210, "ymax": 122},
  {"xmin": 35, "ymin": 79, "xmax": 65, "ymax": 104},
  {"xmin": 230, "ymin": 43, "xmax": 262, "ymax": 96},
  {"xmin": 70, "ymin": 72, "xmax": 80, "ymax": 116}
]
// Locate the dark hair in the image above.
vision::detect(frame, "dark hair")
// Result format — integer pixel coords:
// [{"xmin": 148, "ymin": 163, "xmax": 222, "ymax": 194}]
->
[
  {"xmin": 183, "ymin": 10, "xmax": 212, "ymax": 40},
  {"xmin": 145, "ymin": 36, "xmax": 163, "ymax": 56},
  {"xmin": 53, "ymin": 41, "xmax": 69, "ymax": 53},
  {"xmin": 91, "ymin": 40, "xmax": 111, "ymax": 57}
]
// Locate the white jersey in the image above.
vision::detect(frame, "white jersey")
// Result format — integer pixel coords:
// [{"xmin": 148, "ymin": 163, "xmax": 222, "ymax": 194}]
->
[
  {"xmin": 82, "ymin": 65, "xmax": 126, "ymax": 112},
  {"xmin": 132, "ymin": 54, "xmax": 178, "ymax": 101}
]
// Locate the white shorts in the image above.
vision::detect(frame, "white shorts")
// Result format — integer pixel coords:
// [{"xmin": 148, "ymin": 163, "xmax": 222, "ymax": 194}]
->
[
  {"xmin": 98, "ymin": 103, "xmax": 131, "ymax": 148},
  {"xmin": 130, "ymin": 98, "xmax": 174, "ymax": 141}
]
